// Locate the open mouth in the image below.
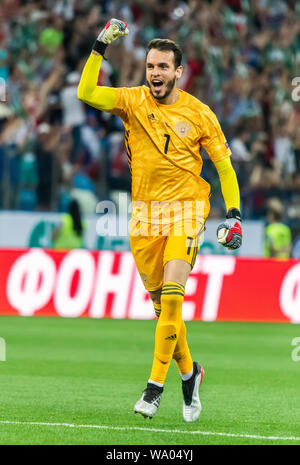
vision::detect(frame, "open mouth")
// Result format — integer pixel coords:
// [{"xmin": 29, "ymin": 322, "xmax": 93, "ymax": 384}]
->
[{"xmin": 152, "ymin": 80, "xmax": 164, "ymax": 92}]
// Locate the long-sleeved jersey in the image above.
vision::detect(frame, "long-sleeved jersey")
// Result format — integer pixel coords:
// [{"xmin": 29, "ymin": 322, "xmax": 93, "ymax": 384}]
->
[{"xmin": 78, "ymin": 53, "xmax": 240, "ymax": 223}]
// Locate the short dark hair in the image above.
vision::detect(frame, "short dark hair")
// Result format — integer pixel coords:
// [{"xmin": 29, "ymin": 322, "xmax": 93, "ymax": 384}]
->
[{"xmin": 147, "ymin": 38, "xmax": 183, "ymax": 69}]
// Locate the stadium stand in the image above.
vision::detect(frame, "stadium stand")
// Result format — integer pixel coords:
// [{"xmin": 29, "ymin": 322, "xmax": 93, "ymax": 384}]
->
[{"xmin": 0, "ymin": 0, "xmax": 299, "ymax": 240}]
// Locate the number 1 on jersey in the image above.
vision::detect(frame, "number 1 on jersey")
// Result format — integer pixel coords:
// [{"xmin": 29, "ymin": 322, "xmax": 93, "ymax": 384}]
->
[{"xmin": 164, "ymin": 134, "xmax": 170, "ymax": 154}]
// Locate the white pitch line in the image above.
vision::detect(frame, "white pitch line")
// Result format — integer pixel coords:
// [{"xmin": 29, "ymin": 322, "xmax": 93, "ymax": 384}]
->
[{"xmin": 0, "ymin": 420, "xmax": 299, "ymax": 442}]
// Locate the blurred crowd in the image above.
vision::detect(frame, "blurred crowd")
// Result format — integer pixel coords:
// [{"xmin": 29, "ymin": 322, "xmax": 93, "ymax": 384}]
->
[{"xmin": 0, "ymin": 0, "xmax": 299, "ymax": 244}]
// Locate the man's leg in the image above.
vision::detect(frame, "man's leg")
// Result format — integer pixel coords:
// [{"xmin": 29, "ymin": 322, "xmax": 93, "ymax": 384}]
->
[
  {"xmin": 131, "ymin": 228, "xmax": 167, "ymax": 419},
  {"xmin": 149, "ymin": 287, "xmax": 192, "ymax": 378},
  {"xmin": 134, "ymin": 263, "xmax": 190, "ymax": 419},
  {"xmin": 149, "ymin": 289, "xmax": 162, "ymax": 319},
  {"xmin": 150, "ymin": 259, "xmax": 204, "ymax": 422},
  {"xmin": 149, "ymin": 259, "xmax": 191, "ymax": 385},
  {"xmin": 133, "ymin": 220, "xmax": 204, "ymax": 419},
  {"xmin": 164, "ymin": 260, "xmax": 194, "ymax": 379}
]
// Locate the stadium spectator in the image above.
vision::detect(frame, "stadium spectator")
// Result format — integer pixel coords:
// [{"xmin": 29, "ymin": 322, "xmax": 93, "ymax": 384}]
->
[
  {"xmin": 35, "ymin": 122, "xmax": 60, "ymax": 210},
  {"xmin": 264, "ymin": 197, "xmax": 292, "ymax": 259},
  {"xmin": 274, "ymin": 123, "xmax": 296, "ymax": 186},
  {"xmin": 230, "ymin": 124, "xmax": 251, "ymax": 162},
  {"xmin": 53, "ymin": 197, "xmax": 85, "ymax": 249},
  {"xmin": 0, "ymin": 0, "xmax": 299, "ymax": 233}
]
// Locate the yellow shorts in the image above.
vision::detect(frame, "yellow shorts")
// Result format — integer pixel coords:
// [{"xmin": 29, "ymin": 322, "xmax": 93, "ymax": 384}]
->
[{"xmin": 130, "ymin": 218, "xmax": 206, "ymax": 292}]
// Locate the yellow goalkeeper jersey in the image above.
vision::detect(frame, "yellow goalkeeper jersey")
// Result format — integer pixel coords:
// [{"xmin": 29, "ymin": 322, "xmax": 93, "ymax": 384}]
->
[
  {"xmin": 111, "ymin": 85, "xmax": 231, "ymax": 222},
  {"xmin": 77, "ymin": 53, "xmax": 233, "ymax": 224}
]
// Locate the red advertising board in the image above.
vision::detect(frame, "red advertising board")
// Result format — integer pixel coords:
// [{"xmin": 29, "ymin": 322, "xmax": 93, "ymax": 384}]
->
[{"xmin": 0, "ymin": 248, "xmax": 299, "ymax": 323}]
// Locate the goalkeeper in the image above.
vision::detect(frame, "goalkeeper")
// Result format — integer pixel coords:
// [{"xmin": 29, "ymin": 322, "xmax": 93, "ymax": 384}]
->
[{"xmin": 77, "ymin": 19, "xmax": 242, "ymax": 422}]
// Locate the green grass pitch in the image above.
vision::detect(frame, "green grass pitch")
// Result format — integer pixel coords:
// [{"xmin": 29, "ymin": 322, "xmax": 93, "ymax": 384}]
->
[{"xmin": 0, "ymin": 315, "xmax": 299, "ymax": 445}]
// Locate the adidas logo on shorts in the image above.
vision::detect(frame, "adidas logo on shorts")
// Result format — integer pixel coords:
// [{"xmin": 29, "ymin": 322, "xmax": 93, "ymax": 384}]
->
[{"xmin": 165, "ymin": 334, "xmax": 177, "ymax": 341}]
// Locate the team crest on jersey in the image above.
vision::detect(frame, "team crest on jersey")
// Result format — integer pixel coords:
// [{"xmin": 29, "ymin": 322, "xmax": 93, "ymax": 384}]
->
[{"xmin": 176, "ymin": 121, "xmax": 191, "ymax": 137}]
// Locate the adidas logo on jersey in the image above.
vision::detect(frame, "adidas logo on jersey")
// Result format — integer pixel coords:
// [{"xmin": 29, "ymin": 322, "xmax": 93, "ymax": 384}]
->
[{"xmin": 148, "ymin": 113, "xmax": 157, "ymax": 121}]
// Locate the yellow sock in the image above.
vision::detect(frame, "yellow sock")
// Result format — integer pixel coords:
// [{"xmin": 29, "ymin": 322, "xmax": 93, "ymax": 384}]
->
[
  {"xmin": 153, "ymin": 303, "xmax": 161, "ymax": 319},
  {"xmin": 149, "ymin": 281, "xmax": 185, "ymax": 384},
  {"xmin": 173, "ymin": 321, "xmax": 193, "ymax": 375}
]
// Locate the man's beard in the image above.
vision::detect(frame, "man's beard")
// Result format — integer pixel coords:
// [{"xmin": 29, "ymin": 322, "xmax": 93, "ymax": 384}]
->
[{"xmin": 147, "ymin": 77, "xmax": 176, "ymax": 100}]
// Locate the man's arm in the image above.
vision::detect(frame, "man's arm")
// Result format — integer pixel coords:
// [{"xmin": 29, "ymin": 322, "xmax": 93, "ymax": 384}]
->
[
  {"xmin": 214, "ymin": 157, "xmax": 242, "ymax": 250},
  {"xmin": 77, "ymin": 53, "xmax": 117, "ymax": 111},
  {"xmin": 77, "ymin": 19, "xmax": 128, "ymax": 112},
  {"xmin": 199, "ymin": 108, "xmax": 242, "ymax": 250},
  {"xmin": 214, "ymin": 157, "xmax": 240, "ymax": 212}
]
